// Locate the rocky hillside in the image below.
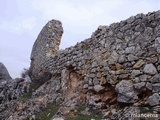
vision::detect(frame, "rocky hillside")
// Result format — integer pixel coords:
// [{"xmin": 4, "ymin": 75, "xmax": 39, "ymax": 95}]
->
[
  {"xmin": 0, "ymin": 63, "xmax": 31, "ymax": 119},
  {"xmin": 0, "ymin": 10, "xmax": 160, "ymax": 120}
]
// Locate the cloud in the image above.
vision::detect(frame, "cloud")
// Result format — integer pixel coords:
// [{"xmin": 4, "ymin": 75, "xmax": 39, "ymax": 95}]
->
[
  {"xmin": 31, "ymin": 0, "xmax": 159, "ymax": 27},
  {"xmin": 31, "ymin": 0, "xmax": 122, "ymax": 48},
  {"xmin": 15, "ymin": 17, "xmax": 36, "ymax": 31},
  {"xmin": 0, "ymin": 17, "xmax": 36, "ymax": 35},
  {"xmin": 31, "ymin": 0, "xmax": 120, "ymax": 24},
  {"xmin": 30, "ymin": 0, "xmax": 160, "ymax": 35}
]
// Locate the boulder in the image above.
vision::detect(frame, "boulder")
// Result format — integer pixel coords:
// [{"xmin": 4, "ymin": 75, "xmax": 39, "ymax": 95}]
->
[{"xmin": 115, "ymin": 80, "xmax": 138, "ymax": 103}]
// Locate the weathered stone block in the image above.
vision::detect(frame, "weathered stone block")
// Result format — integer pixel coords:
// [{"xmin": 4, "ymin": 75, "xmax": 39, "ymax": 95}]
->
[
  {"xmin": 143, "ymin": 64, "xmax": 157, "ymax": 75},
  {"xmin": 115, "ymin": 80, "xmax": 137, "ymax": 103},
  {"xmin": 147, "ymin": 93, "xmax": 160, "ymax": 106}
]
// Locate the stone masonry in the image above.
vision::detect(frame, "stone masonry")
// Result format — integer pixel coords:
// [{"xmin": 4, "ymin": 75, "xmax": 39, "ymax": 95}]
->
[
  {"xmin": 30, "ymin": 19, "xmax": 63, "ymax": 79},
  {"xmin": 29, "ymin": 10, "xmax": 160, "ymax": 119}
]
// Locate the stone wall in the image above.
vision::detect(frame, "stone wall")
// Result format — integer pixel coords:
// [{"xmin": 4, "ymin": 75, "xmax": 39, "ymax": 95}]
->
[
  {"xmin": 30, "ymin": 19, "xmax": 63, "ymax": 79},
  {"xmin": 31, "ymin": 11, "xmax": 160, "ymax": 87},
  {"xmin": 29, "ymin": 10, "xmax": 160, "ymax": 118}
]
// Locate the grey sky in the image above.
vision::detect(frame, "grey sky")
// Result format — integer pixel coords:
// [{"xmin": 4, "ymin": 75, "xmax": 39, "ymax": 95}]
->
[{"xmin": 0, "ymin": 0, "xmax": 160, "ymax": 78}]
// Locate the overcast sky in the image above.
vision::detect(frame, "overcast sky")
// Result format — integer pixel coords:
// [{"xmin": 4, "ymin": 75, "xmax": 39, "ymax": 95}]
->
[{"xmin": 0, "ymin": 0, "xmax": 160, "ymax": 78}]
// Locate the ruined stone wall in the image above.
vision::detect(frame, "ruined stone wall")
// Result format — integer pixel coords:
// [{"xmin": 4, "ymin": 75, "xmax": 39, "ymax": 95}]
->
[
  {"xmin": 31, "ymin": 10, "xmax": 160, "ymax": 81},
  {"xmin": 30, "ymin": 10, "xmax": 160, "ymax": 109},
  {"xmin": 30, "ymin": 20, "xmax": 63, "ymax": 79}
]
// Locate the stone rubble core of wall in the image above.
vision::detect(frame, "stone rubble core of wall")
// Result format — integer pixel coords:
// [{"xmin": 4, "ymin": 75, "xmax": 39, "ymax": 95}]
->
[{"xmin": 1, "ymin": 10, "xmax": 160, "ymax": 120}]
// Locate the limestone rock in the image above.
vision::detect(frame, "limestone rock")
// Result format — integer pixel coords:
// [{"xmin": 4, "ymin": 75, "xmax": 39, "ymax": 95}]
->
[
  {"xmin": 131, "ymin": 70, "xmax": 141, "ymax": 78},
  {"xmin": 150, "ymin": 74, "xmax": 160, "ymax": 83},
  {"xmin": 93, "ymin": 77, "xmax": 99, "ymax": 85},
  {"xmin": 127, "ymin": 54, "xmax": 138, "ymax": 61},
  {"xmin": 155, "ymin": 37, "xmax": 160, "ymax": 47},
  {"xmin": 133, "ymin": 59, "xmax": 144, "ymax": 68},
  {"xmin": 115, "ymin": 80, "xmax": 137, "ymax": 103},
  {"xmin": 100, "ymin": 77, "xmax": 107, "ymax": 85},
  {"xmin": 108, "ymin": 51, "xmax": 119, "ymax": 64},
  {"xmin": 143, "ymin": 64, "xmax": 157, "ymax": 75},
  {"xmin": 0, "ymin": 77, "xmax": 31, "ymax": 104},
  {"xmin": 139, "ymin": 74, "xmax": 148, "ymax": 82},
  {"xmin": 94, "ymin": 85, "xmax": 105, "ymax": 92},
  {"xmin": 152, "ymin": 83, "xmax": 160, "ymax": 93},
  {"xmin": 155, "ymin": 10, "xmax": 160, "ymax": 19},
  {"xmin": 83, "ymin": 84, "xmax": 88, "ymax": 89},
  {"xmin": 125, "ymin": 46, "xmax": 136, "ymax": 54},
  {"xmin": 146, "ymin": 82, "xmax": 152, "ymax": 90},
  {"xmin": 134, "ymin": 82, "xmax": 146, "ymax": 90},
  {"xmin": 30, "ymin": 19, "xmax": 63, "ymax": 80},
  {"xmin": 147, "ymin": 93, "xmax": 160, "ymax": 106},
  {"xmin": 118, "ymin": 55, "xmax": 126, "ymax": 63},
  {"xmin": 152, "ymin": 106, "xmax": 160, "ymax": 113},
  {"xmin": 0, "ymin": 62, "xmax": 11, "ymax": 80}
]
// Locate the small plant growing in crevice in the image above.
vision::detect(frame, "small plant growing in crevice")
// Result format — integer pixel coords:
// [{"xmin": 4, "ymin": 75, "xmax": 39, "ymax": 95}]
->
[
  {"xmin": 19, "ymin": 91, "xmax": 32, "ymax": 103},
  {"xmin": 35, "ymin": 103, "xmax": 59, "ymax": 120},
  {"xmin": 140, "ymin": 107, "xmax": 153, "ymax": 113},
  {"xmin": 66, "ymin": 104, "xmax": 103, "ymax": 120}
]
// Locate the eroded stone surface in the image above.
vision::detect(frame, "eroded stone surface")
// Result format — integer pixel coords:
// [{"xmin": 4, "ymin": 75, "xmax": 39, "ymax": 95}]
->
[
  {"xmin": 30, "ymin": 19, "xmax": 63, "ymax": 80},
  {"xmin": 143, "ymin": 64, "xmax": 157, "ymax": 75},
  {"xmin": 115, "ymin": 80, "xmax": 138, "ymax": 103},
  {"xmin": 147, "ymin": 93, "xmax": 160, "ymax": 106}
]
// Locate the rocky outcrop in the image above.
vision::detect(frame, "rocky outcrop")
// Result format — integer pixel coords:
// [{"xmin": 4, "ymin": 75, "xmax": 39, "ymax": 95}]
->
[
  {"xmin": 0, "ymin": 77, "xmax": 31, "ymax": 104},
  {"xmin": 0, "ymin": 62, "xmax": 11, "ymax": 80},
  {"xmin": 0, "ymin": 63, "xmax": 32, "ymax": 119},
  {"xmin": 0, "ymin": 62, "xmax": 31, "ymax": 103}
]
